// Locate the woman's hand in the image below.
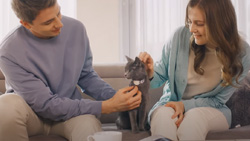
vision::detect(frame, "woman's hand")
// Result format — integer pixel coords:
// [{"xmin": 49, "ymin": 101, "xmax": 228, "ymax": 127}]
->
[
  {"xmin": 102, "ymin": 86, "xmax": 142, "ymax": 114},
  {"xmin": 139, "ymin": 52, "xmax": 154, "ymax": 79},
  {"xmin": 165, "ymin": 101, "xmax": 185, "ymax": 127}
]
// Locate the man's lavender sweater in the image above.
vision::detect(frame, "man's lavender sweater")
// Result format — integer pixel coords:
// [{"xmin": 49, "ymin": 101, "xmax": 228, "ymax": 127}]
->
[{"xmin": 0, "ymin": 16, "xmax": 116, "ymax": 121}]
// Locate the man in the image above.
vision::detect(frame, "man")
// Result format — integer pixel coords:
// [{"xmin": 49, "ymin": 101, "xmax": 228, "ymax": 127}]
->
[{"xmin": 0, "ymin": 0, "xmax": 141, "ymax": 140}]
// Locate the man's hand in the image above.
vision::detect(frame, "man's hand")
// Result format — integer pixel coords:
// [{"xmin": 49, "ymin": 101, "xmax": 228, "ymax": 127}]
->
[
  {"xmin": 139, "ymin": 52, "xmax": 154, "ymax": 79},
  {"xmin": 165, "ymin": 101, "xmax": 184, "ymax": 127},
  {"xmin": 102, "ymin": 86, "xmax": 142, "ymax": 114}
]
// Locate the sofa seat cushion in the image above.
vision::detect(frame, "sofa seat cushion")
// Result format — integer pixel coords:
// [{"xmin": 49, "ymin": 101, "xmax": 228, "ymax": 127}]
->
[{"xmin": 206, "ymin": 125, "xmax": 250, "ymax": 140}]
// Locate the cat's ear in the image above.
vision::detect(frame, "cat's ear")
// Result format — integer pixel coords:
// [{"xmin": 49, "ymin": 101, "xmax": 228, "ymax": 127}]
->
[
  {"xmin": 125, "ymin": 56, "xmax": 133, "ymax": 62},
  {"xmin": 134, "ymin": 57, "xmax": 142, "ymax": 66}
]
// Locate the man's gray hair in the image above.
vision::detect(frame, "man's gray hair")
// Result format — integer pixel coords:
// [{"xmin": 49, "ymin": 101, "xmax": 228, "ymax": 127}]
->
[{"xmin": 11, "ymin": 0, "xmax": 57, "ymax": 24}]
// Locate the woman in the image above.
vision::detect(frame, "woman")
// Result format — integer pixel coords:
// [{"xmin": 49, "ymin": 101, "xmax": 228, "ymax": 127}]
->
[{"xmin": 139, "ymin": 0, "xmax": 250, "ymax": 140}]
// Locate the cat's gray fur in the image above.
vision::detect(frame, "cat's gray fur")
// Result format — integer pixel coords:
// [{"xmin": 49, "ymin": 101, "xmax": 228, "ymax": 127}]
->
[{"xmin": 116, "ymin": 56, "xmax": 150, "ymax": 133}]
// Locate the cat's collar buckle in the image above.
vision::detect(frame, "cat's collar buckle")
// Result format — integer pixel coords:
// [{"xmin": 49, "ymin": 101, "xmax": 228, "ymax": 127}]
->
[{"xmin": 133, "ymin": 79, "xmax": 145, "ymax": 85}]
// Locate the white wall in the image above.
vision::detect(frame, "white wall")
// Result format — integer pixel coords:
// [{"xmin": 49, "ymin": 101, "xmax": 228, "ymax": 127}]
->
[{"xmin": 77, "ymin": 0, "xmax": 120, "ymax": 64}]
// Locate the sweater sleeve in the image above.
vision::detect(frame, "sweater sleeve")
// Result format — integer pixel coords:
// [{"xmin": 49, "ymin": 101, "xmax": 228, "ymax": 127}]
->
[
  {"xmin": 77, "ymin": 46, "xmax": 116, "ymax": 100},
  {"xmin": 150, "ymin": 38, "xmax": 171, "ymax": 89}
]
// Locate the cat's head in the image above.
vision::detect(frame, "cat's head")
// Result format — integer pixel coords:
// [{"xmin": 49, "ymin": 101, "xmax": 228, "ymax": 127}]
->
[{"xmin": 125, "ymin": 56, "xmax": 147, "ymax": 80}]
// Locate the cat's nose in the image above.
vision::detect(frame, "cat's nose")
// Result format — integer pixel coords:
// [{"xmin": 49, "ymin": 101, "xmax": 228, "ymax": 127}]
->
[{"xmin": 124, "ymin": 72, "xmax": 128, "ymax": 78}]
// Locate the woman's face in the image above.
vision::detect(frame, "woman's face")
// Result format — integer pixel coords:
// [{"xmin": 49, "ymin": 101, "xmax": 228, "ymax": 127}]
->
[{"xmin": 187, "ymin": 6, "xmax": 207, "ymax": 45}]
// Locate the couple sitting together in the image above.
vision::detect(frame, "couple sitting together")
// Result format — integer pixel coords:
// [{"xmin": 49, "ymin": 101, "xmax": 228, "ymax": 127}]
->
[{"xmin": 0, "ymin": 0, "xmax": 249, "ymax": 141}]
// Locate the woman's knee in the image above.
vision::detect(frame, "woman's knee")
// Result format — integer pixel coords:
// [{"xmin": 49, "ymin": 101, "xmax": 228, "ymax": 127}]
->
[
  {"xmin": 178, "ymin": 108, "xmax": 207, "ymax": 131},
  {"xmin": 177, "ymin": 107, "xmax": 217, "ymax": 140},
  {"xmin": 150, "ymin": 106, "xmax": 176, "ymax": 129},
  {"xmin": 150, "ymin": 106, "xmax": 178, "ymax": 140},
  {"xmin": 151, "ymin": 106, "xmax": 175, "ymax": 120}
]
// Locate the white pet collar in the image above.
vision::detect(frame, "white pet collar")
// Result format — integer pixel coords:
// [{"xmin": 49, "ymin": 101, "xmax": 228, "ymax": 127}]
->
[{"xmin": 133, "ymin": 79, "xmax": 145, "ymax": 85}]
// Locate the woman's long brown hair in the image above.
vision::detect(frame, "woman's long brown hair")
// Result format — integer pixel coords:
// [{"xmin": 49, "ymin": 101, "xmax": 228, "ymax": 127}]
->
[{"xmin": 185, "ymin": 0, "xmax": 243, "ymax": 86}]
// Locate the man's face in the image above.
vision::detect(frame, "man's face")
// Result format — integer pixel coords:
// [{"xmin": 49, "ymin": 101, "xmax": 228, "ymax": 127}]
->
[{"xmin": 21, "ymin": 2, "xmax": 63, "ymax": 39}]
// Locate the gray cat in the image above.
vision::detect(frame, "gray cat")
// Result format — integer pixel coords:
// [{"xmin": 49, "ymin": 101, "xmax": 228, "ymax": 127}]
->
[{"xmin": 116, "ymin": 56, "xmax": 150, "ymax": 133}]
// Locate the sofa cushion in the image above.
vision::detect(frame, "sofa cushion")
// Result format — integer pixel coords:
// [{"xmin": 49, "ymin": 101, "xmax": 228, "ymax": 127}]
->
[
  {"xmin": 226, "ymin": 72, "xmax": 250, "ymax": 128},
  {"xmin": 206, "ymin": 125, "xmax": 250, "ymax": 139}
]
